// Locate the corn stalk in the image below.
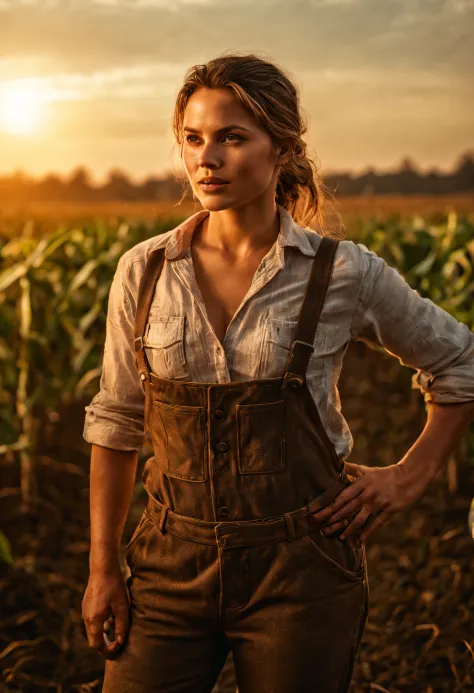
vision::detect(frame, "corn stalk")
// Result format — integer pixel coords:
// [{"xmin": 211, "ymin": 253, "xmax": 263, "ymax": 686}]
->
[
  {"xmin": 0, "ymin": 210, "xmax": 472, "ymax": 514},
  {"xmin": 0, "ymin": 216, "xmax": 183, "ymax": 509}
]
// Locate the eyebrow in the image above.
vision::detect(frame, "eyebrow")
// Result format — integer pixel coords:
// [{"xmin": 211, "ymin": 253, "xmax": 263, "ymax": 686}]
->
[{"xmin": 183, "ymin": 125, "xmax": 251, "ymax": 134}]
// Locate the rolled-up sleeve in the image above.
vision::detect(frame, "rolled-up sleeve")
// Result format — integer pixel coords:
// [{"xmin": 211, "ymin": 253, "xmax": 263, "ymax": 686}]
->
[
  {"xmin": 350, "ymin": 242, "xmax": 474, "ymax": 404},
  {"xmin": 82, "ymin": 254, "xmax": 145, "ymax": 451}
]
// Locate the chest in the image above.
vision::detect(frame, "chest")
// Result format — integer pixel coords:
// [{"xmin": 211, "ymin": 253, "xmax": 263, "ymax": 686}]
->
[
  {"xmin": 142, "ymin": 251, "xmax": 351, "ymax": 385},
  {"xmin": 191, "ymin": 245, "xmax": 271, "ymax": 344}
]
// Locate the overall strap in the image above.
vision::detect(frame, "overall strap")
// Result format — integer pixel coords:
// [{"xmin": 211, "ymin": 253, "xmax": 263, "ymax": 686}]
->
[
  {"xmin": 134, "ymin": 247, "xmax": 166, "ymax": 391},
  {"xmin": 283, "ymin": 235, "xmax": 339, "ymax": 390}
]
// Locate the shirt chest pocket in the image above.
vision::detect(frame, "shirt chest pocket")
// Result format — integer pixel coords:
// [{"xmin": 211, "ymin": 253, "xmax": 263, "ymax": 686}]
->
[
  {"xmin": 144, "ymin": 315, "xmax": 191, "ymax": 380},
  {"xmin": 259, "ymin": 317, "xmax": 327, "ymax": 379}
]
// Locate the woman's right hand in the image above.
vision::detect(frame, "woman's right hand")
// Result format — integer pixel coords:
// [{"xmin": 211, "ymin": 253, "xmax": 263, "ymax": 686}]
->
[{"xmin": 81, "ymin": 559, "xmax": 130, "ymax": 659}]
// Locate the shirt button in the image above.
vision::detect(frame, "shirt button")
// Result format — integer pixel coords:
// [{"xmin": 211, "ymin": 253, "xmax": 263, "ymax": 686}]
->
[
  {"xmin": 214, "ymin": 409, "xmax": 225, "ymax": 420},
  {"xmin": 217, "ymin": 506, "xmax": 230, "ymax": 518},
  {"xmin": 215, "ymin": 441, "xmax": 228, "ymax": 453}
]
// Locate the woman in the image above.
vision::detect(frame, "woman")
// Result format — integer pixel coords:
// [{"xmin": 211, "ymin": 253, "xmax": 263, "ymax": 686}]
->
[{"xmin": 81, "ymin": 53, "xmax": 474, "ymax": 693}]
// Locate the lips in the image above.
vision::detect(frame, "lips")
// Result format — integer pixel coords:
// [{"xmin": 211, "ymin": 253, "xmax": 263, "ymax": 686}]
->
[
  {"xmin": 198, "ymin": 179, "xmax": 230, "ymax": 192},
  {"xmin": 199, "ymin": 178, "xmax": 229, "ymax": 184}
]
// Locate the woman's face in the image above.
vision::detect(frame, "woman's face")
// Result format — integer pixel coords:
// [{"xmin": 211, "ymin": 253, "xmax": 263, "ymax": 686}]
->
[{"xmin": 181, "ymin": 87, "xmax": 287, "ymax": 211}]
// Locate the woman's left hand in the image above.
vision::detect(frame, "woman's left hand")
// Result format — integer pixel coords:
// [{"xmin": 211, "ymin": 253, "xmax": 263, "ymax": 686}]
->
[{"xmin": 311, "ymin": 461, "xmax": 430, "ymax": 543}]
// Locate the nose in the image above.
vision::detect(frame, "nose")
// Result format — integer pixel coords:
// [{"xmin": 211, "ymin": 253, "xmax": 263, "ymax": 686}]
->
[{"xmin": 197, "ymin": 141, "xmax": 222, "ymax": 170}]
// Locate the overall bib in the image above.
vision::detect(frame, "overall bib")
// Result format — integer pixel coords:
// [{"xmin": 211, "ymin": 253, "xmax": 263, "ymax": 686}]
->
[{"xmin": 102, "ymin": 236, "xmax": 370, "ymax": 693}]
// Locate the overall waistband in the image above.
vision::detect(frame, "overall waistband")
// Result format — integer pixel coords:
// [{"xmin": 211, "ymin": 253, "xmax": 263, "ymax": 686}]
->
[{"xmin": 144, "ymin": 475, "xmax": 350, "ymax": 549}]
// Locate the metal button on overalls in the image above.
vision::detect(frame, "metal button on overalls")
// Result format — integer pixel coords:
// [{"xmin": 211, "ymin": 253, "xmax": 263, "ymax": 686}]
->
[{"xmin": 102, "ymin": 237, "xmax": 370, "ymax": 693}]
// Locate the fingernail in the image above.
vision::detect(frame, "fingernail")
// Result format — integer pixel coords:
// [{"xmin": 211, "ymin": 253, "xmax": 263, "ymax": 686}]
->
[{"xmin": 117, "ymin": 635, "xmax": 123, "ymax": 644}]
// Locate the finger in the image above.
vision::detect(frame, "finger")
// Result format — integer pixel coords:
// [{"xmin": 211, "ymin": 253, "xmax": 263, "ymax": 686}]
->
[
  {"xmin": 103, "ymin": 615, "xmax": 121, "ymax": 650},
  {"xmin": 104, "ymin": 633, "xmax": 122, "ymax": 651},
  {"xmin": 102, "ymin": 628, "xmax": 127, "ymax": 660},
  {"xmin": 320, "ymin": 517, "xmax": 351, "ymax": 536},
  {"xmin": 340, "ymin": 507, "xmax": 372, "ymax": 540},
  {"xmin": 322, "ymin": 497, "xmax": 365, "ymax": 527},
  {"xmin": 110, "ymin": 602, "xmax": 130, "ymax": 646},
  {"xmin": 359, "ymin": 511, "xmax": 390, "ymax": 542},
  {"xmin": 311, "ymin": 483, "xmax": 365, "ymax": 523},
  {"xmin": 343, "ymin": 462, "xmax": 365, "ymax": 478},
  {"xmin": 84, "ymin": 616, "xmax": 110, "ymax": 656}
]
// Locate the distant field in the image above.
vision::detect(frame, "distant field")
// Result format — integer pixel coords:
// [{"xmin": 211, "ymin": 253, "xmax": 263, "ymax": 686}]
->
[
  {"xmin": 1, "ymin": 195, "xmax": 472, "ymax": 244},
  {"xmin": 327, "ymin": 193, "xmax": 474, "ymax": 220},
  {"xmin": 0, "ymin": 195, "xmax": 474, "ymax": 223},
  {"xmin": 0, "ymin": 199, "xmax": 198, "ymax": 222}
]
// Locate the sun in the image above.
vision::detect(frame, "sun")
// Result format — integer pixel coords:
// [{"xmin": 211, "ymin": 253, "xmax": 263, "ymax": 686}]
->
[{"xmin": 0, "ymin": 82, "xmax": 47, "ymax": 137}]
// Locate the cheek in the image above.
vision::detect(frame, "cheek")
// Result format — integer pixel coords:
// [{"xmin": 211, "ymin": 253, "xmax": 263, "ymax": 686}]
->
[
  {"xmin": 182, "ymin": 149, "xmax": 197, "ymax": 173},
  {"xmin": 235, "ymin": 149, "xmax": 275, "ymax": 186}
]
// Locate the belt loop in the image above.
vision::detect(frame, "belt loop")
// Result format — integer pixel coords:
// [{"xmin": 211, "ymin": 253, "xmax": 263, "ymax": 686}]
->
[
  {"xmin": 283, "ymin": 512, "xmax": 296, "ymax": 542},
  {"xmin": 158, "ymin": 505, "xmax": 169, "ymax": 534}
]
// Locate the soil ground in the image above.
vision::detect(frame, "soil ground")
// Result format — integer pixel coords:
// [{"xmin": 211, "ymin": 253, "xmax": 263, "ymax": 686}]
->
[{"xmin": 1, "ymin": 343, "xmax": 473, "ymax": 693}]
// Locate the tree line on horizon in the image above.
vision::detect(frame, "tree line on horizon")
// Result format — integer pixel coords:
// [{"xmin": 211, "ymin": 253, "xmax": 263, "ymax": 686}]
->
[{"xmin": 1, "ymin": 151, "xmax": 473, "ymax": 204}]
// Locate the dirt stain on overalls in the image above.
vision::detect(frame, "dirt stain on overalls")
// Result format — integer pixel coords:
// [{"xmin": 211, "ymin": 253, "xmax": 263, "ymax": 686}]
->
[{"xmin": 102, "ymin": 236, "xmax": 370, "ymax": 693}]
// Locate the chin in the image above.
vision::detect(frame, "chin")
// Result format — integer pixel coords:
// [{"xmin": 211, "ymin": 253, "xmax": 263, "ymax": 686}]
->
[{"xmin": 198, "ymin": 196, "xmax": 234, "ymax": 212}]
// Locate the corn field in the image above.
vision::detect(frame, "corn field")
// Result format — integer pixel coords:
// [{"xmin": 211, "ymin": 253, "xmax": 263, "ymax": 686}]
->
[
  {"xmin": 1, "ymin": 209, "xmax": 473, "ymax": 509},
  {"xmin": 1, "ymin": 205, "xmax": 474, "ymax": 692},
  {"xmin": 0, "ymin": 216, "xmax": 181, "ymax": 511}
]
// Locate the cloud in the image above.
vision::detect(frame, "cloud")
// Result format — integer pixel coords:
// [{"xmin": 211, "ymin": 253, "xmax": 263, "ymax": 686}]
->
[
  {"xmin": 0, "ymin": 0, "xmax": 472, "ymax": 175},
  {"xmin": 0, "ymin": 0, "xmax": 472, "ymax": 78}
]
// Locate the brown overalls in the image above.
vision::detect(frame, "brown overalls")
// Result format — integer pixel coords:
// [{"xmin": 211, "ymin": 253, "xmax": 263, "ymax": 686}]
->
[{"xmin": 102, "ymin": 236, "xmax": 370, "ymax": 693}]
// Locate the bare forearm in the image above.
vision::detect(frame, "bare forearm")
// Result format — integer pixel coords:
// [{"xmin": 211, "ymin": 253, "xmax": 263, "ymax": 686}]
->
[
  {"xmin": 89, "ymin": 443, "xmax": 139, "ymax": 572},
  {"xmin": 398, "ymin": 400, "xmax": 474, "ymax": 485},
  {"xmin": 318, "ymin": 400, "xmax": 474, "ymax": 541}
]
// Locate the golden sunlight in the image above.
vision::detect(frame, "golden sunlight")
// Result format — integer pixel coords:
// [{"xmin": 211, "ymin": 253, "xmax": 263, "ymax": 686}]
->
[{"xmin": 0, "ymin": 82, "xmax": 47, "ymax": 137}]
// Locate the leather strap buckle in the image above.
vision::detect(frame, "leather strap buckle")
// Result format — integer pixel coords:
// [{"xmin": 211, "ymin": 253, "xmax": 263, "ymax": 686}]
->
[{"xmin": 283, "ymin": 372, "xmax": 305, "ymax": 389}]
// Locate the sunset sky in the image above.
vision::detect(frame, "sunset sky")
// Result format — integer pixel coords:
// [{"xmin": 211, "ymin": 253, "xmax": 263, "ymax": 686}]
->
[{"xmin": 0, "ymin": 0, "xmax": 472, "ymax": 184}]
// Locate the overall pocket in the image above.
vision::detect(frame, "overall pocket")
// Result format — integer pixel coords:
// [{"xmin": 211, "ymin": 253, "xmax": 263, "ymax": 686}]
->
[
  {"xmin": 236, "ymin": 399, "xmax": 286, "ymax": 474},
  {"xmin": 126, "ymin": 510, "xmax": 152, "ymax": 553},
  {"xmin": 144, "ymin": 315, "xmax": 191, "ymax": 380},
  {"xmin": 259, "ymin": 317, "xmax": 327, "ymax": 379},
  {"xmin": 150, "ymin": 398, "xmax": 208, "ymax": 481},
  {"xmin": 302, "ymin": 530, "xmax": 366, "ymax": 582}
]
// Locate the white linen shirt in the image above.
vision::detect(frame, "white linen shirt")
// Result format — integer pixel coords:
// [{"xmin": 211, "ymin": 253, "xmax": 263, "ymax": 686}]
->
[{"xmin": 82, "ymin": 204, "xmax": 474, "ymax": 459}]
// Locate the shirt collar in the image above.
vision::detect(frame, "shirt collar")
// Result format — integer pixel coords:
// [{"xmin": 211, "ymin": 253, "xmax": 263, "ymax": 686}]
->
[{"xmin": 164, "ymin": 203, "xmax": 316, "ymax": 260}]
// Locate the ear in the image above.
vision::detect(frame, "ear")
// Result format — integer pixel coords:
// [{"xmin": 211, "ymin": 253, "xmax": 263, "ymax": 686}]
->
[{"xmin": 276, "ymin": 143, "xmax": 291, "ymax": 167}]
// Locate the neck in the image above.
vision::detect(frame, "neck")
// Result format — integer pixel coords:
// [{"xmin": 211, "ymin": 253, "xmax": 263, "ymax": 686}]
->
[{"xmin": 195, "ymin": 198, "xmax": 281, "ymax": 263}]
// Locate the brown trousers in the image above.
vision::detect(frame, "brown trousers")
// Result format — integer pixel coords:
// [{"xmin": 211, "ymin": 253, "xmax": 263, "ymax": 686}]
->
[{"xmin": 103, "ymin": 496, "xmax": 369, "ymax": 693}]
